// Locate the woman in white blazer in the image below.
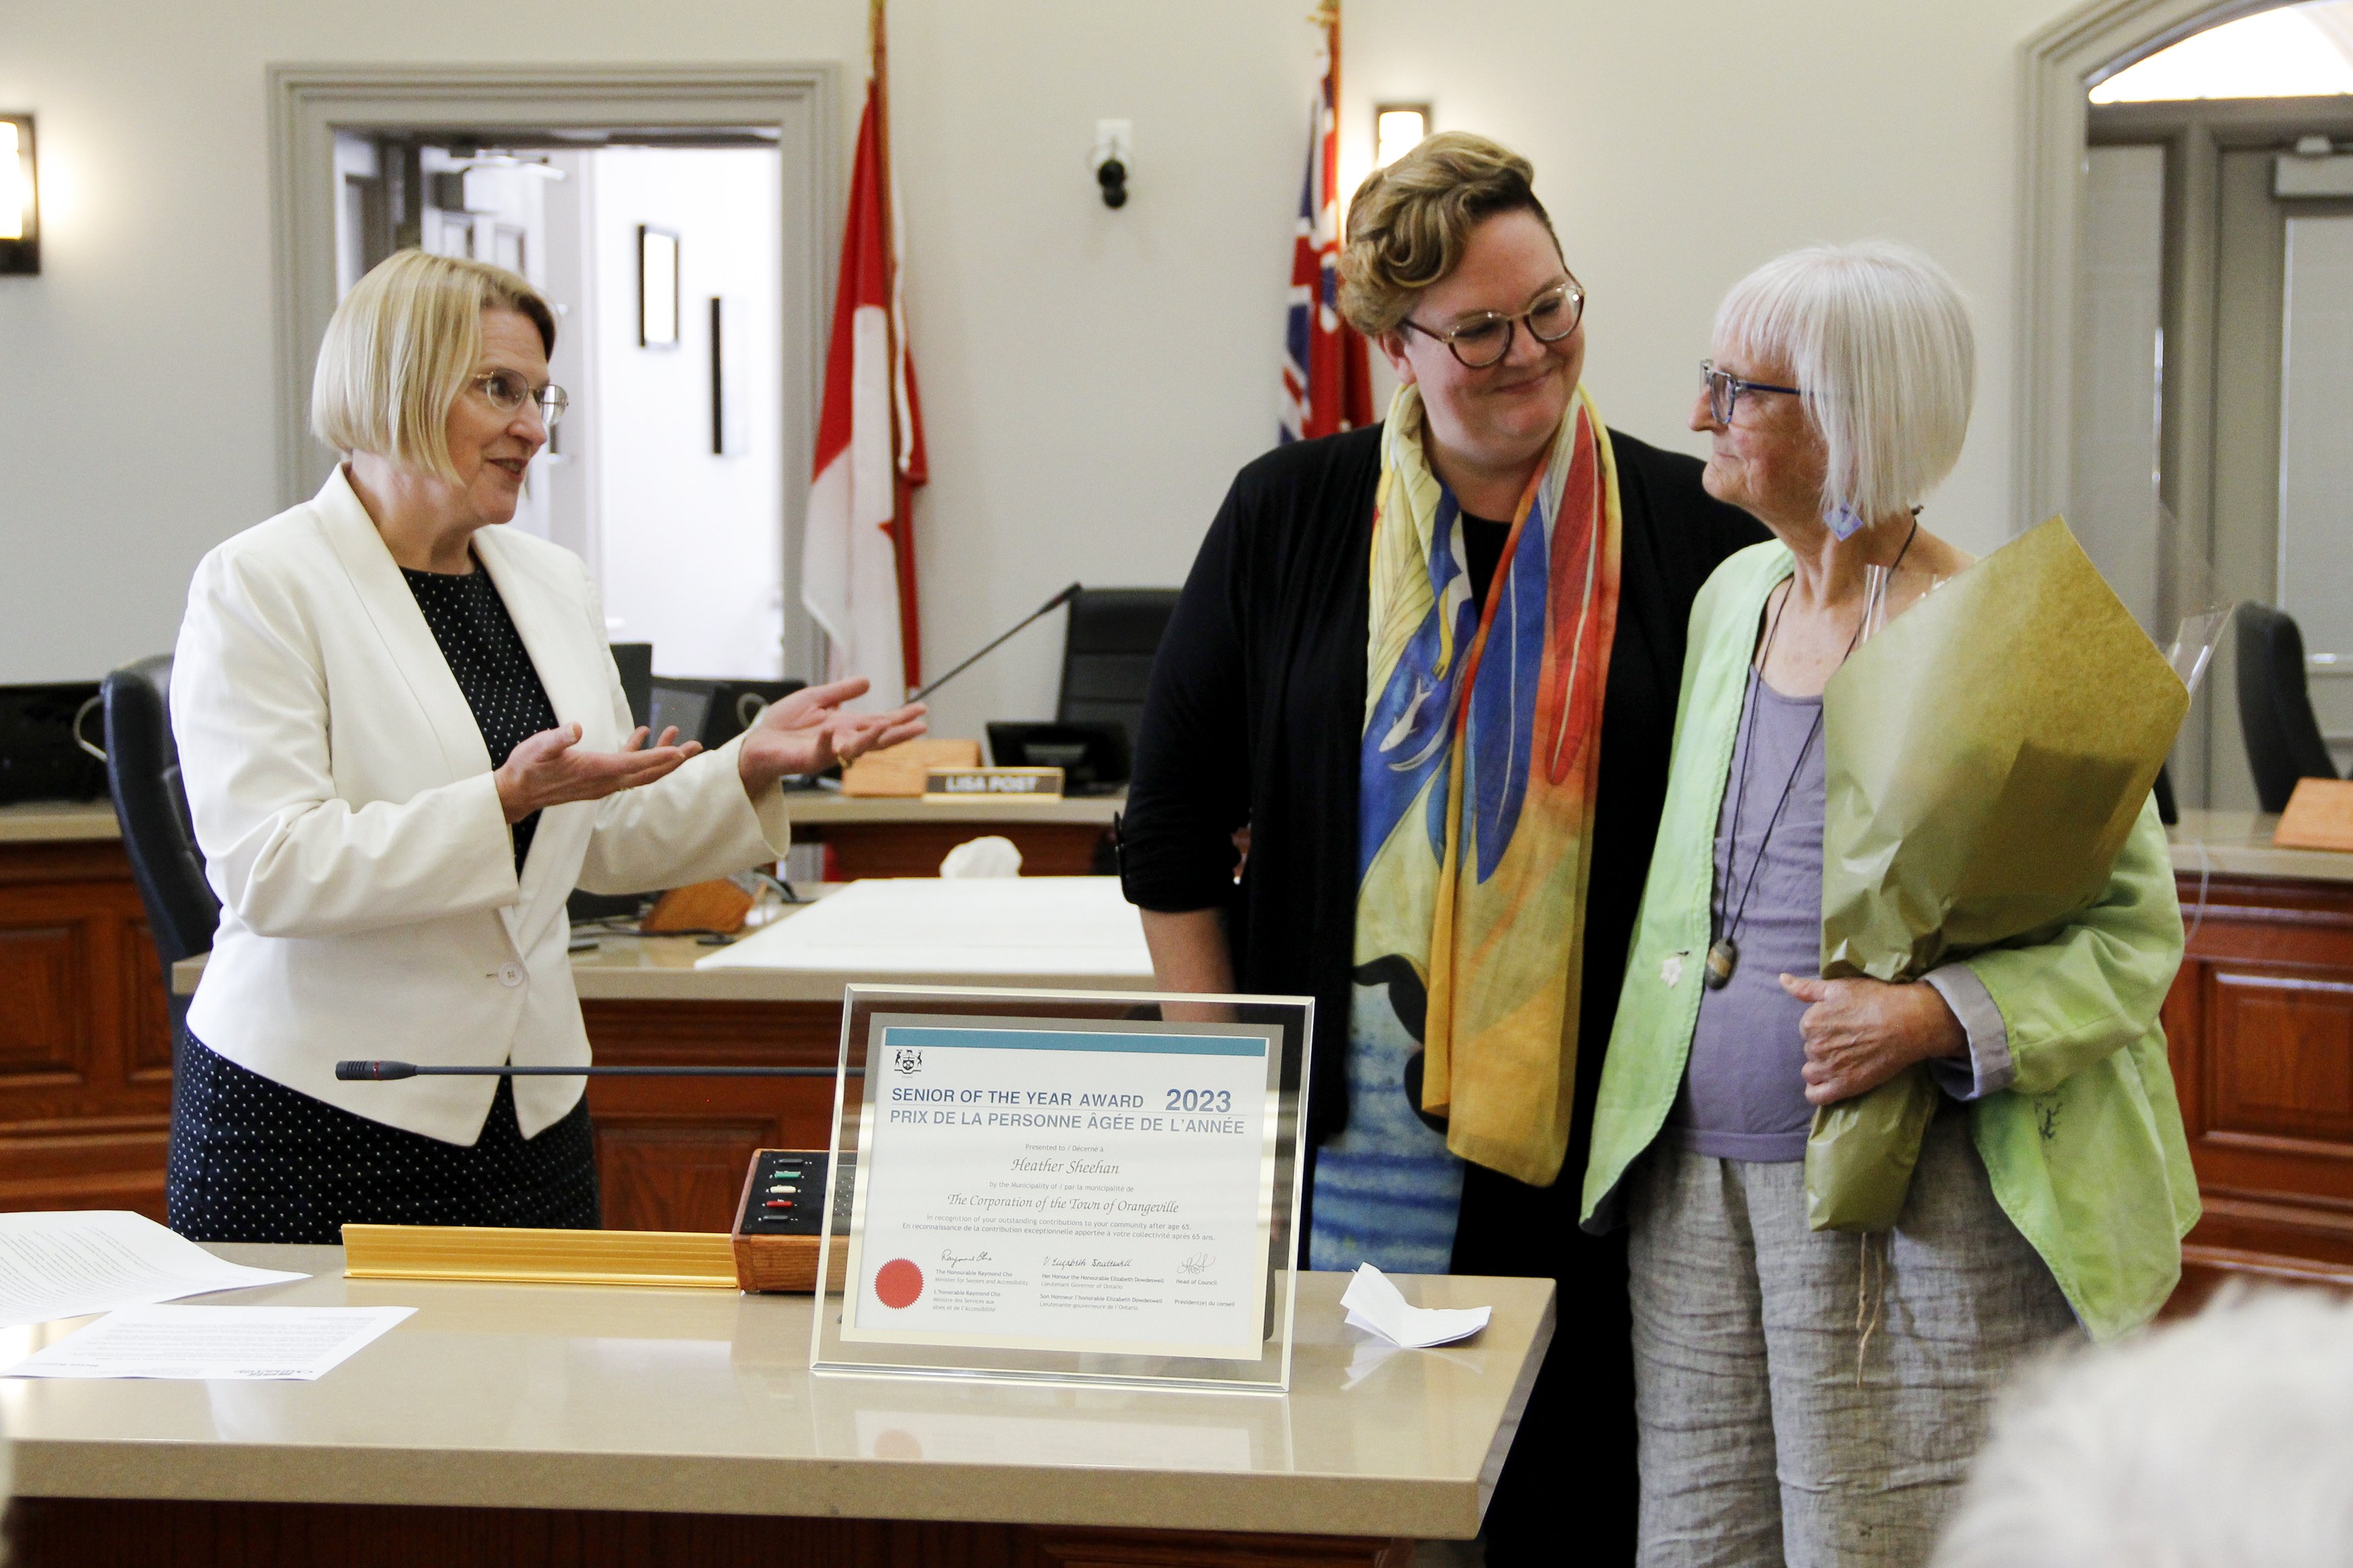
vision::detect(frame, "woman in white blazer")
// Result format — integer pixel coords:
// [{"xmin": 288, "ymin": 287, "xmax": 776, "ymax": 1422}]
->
[{"xmin": 169, "ymin": 250, "xmax": 922, "ymax": 1242}]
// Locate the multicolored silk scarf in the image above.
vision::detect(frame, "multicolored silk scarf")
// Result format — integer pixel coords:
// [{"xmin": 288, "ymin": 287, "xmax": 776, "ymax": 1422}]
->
[{"xmin": 1354, "ymin": 381, "xmax": 1624, "ymax": 1187}]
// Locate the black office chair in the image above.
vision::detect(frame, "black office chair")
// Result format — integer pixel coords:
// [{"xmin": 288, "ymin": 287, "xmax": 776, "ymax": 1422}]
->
[
  {"xmin": 100, "ymin": 655, "xmax": 219, "ymax": 1042},
  {"xmin": 1055, "ymin": 588, "xmax": 1180, "ymax": 774},
  {"xmin": 610, "ymin": 643, "xmax": 654, "ymax": 730},
  {"xmin": 2235, "ymin": 602, "xmax": 2340, "ymax": 813}
]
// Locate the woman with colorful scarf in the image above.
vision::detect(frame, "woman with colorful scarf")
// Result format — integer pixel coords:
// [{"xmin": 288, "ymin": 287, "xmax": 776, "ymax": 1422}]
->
[{"xmin": 1118, "ymin": 132, "xmax": 1761, "ymax": 1565}]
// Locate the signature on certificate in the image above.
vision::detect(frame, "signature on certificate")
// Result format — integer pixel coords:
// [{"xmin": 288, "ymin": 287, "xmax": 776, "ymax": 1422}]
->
[
  {"xmin": 938, "ymin": 1249, "xmax": 994, "ymax": 1271},
  {"xmin": 1179, "ymin": 1252, "xmax": 1215, "ymax": 1276}
]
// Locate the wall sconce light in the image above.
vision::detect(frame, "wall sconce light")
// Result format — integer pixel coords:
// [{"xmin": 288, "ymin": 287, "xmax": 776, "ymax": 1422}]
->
[
  {"xmin": 1374, "ymin": 104, "xmax": 1431, "ymax": 169},
  {"xmin": 0, "ymin": 114, "xmax": 38, "ymax": 276}
]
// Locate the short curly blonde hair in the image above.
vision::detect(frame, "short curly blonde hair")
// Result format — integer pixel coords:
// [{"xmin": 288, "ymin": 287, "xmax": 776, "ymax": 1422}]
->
[
  {"xmin": 311, "ymin": 249, "xmax": 557, "ymax": 485},
  {"xmin": 1337, "ymin": 131, "xmax": 1560, "ymax": 337}
]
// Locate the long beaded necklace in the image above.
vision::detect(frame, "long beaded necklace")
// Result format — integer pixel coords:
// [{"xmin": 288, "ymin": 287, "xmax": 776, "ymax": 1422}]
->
[{"xmin": 1703, "ymin": 518, "xmax": 1918, "ymax": 991}]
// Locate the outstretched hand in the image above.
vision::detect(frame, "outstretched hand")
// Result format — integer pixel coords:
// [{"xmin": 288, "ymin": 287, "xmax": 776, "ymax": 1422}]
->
[
  {"xmin": 737, "ymin": 677, "xmax": 928, "ymax": 796},
  {"xmin": 1780, "ymin": 973, "xmax": 1967, "ymax": 1106},
  {"xmin": 494, "ymin": 724, "xmax": 701, "ymax": 824}
]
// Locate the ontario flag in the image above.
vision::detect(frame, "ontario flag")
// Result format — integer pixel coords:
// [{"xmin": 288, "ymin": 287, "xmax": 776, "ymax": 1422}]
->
[
  {"xmin": 1280, "ymin": 27, "xmax": 1371, "ymax": 444},
  {"xmin": 802, "ymin": 75, "xmax": 928, "ymax": 703}
]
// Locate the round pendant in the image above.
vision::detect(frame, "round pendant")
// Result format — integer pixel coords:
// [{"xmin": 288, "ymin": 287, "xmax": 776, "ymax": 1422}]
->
[{"xmin": 1703, "ymin": 938, "xmax": 1738, "ymax": 990}]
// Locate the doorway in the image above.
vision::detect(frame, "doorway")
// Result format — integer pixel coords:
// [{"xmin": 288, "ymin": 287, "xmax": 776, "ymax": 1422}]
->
[
  {"xmin": 334, "ymin": 133, "xmax": 789, "ymax": 678},
  {"xmin": 270, "ymin": 65, "xmax": 837, "ymax": 682},
  {"xmin": 2072, "ymin": 4, "xmax": 2353, "ymax": 809}
]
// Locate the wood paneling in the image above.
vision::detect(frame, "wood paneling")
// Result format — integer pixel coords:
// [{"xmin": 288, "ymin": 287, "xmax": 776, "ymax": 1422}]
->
[
  {"xmin": 0, "ymin": 922, "xmax": 84, "ymax": 1081},
  {"xmin": 121, "ymin": 919, "xmax": 174, "ymax": 1081},
  {"xmin": 0, "ymin": 839, "xmax": 176, "ymax": 1216},
  {"xmin": 594, "ymin": 1116, "xmax": 776, "ymax": 1233},
  {"xmin": 3, "ymin": 1499, "xmax": 1410, "ymax": 1568},
  {"xmin": 807, "ymin": 822, "xmax": 1111, "ymax": 879},
  {"xmin": 2169, "ymin": 872, "xmax": 2353, "ymax": 1279},
  {"xmin": 581, "ymin": 997, "xmax": 845, "ymax": 1232}
]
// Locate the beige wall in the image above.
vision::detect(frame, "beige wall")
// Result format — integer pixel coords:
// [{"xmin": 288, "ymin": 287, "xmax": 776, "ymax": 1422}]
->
[{"xmin": 1, "ymin": 0, "xmax": 2067, "ymax": 739}]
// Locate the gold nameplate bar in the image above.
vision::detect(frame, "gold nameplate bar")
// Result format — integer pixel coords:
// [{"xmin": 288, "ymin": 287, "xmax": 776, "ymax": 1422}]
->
[
  {"xmin": 341, "ymin": 1223, "xmax": 740, "ymax": 1289},
  {"xmin": 922, "ymin": 766, "xmax": 1064, "ymax": 801}
]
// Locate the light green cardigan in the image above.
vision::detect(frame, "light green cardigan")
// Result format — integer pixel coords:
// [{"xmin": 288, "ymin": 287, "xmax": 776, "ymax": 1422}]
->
[{"xmin": 1579, "ymin": 540, "xmax": 2200, "ymax": 1342}]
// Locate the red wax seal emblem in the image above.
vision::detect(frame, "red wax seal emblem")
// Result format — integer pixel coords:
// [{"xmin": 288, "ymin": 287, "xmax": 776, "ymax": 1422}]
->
[{"xmin": 874, "ymin": 1258, "xmax": 924, "ymax": 1309}]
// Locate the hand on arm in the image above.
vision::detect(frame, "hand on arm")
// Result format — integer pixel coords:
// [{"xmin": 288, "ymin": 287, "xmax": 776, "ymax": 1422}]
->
[
  {"xmin": 1781, "ymin": 974, "xmax": 1967, "ymax": 1105},
  {"xmin": 494, "ymin": 724, "xmax": 701, "ymax": 825},
  {"xmin": 735, "ymin": 677, "xmax": 928, "ymax": 797}
]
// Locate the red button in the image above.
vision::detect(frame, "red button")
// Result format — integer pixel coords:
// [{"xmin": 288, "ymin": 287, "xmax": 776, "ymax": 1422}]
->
[{"xmin": 764, "ymin": 1199, "xmax": 795, "ymax": 1209}]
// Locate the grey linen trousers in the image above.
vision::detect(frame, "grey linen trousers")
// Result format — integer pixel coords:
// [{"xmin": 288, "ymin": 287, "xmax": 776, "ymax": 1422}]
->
[{"xmin": 1626, "ymin": 1107, "xmax": 2079, "ymax": 1568}]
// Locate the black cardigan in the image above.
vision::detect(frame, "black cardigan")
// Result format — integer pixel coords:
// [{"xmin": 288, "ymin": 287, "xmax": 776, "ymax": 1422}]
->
[{"xmin": 1121, "ymin": 421, "xmax": 1762, "ymax": 1163}]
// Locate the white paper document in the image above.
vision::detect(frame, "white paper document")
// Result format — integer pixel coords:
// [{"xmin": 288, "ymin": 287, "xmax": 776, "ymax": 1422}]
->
[
  {"xmin": 0, "ymin": 1210, "xmax": 308, "ymax": 1329},
  {"xmin": 5, "ymin": 1305, "xmax": 415, "ymax": 1380},
  {"xmin": 1341, "ymin": 1264, "xmax": 1490, "ymax": 1349},
  {"xmin": 842, "ymin": 1015, "xmax": 1283, "ymax": 1361}
]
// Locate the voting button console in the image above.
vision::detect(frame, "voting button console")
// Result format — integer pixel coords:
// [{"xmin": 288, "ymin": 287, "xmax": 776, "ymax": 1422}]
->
[{"xmin": 731, "ymin": 1149, "xmax": 851, "ymax": 1292}]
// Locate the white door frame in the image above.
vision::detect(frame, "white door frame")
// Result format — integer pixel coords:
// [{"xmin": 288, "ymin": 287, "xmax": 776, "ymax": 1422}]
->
[
  {"xmin": 2013, "ymin": 0, "xmax": 2280, "ymax": 528},
  {"xmin": 266, "ymin": 64, "xmax": 839, "ymax": 668}
]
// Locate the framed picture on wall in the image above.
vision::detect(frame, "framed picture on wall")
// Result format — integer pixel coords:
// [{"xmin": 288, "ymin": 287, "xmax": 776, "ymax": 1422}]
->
[{"xmin": 639, "ymin": 225, "xmax": 679, "ymax": 347}]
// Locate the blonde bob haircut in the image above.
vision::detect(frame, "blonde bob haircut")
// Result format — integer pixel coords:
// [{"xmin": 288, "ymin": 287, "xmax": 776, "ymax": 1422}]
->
[
  {"xmin": 1338, "ymin": 130, "xmax": 1560, "ymax": 337},
  {"xmin": 311, "ymin": 249, "xmax": 557, "ymax": 485},
  {"xmin": 1714, "ymin": 240, "xmax": 1975, "ymax": 529}
]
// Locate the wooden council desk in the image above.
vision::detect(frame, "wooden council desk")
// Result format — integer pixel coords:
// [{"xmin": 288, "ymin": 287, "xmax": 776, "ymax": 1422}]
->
[
  {"xmin": 784, "ymin": 789, "xmax": 1123, "ymax": 878},
  {"xmin": 0, "ymin": 796, "xmax": 1124, "ymax": 1230},
  {"xmin": 2166, "ymin": 810, "xmax": 2353, "ymax": 1288},
  {"xmin": 13, "ymin": 796, "xmax": 2353, "ymax": 1290},
  {"xmin": 1, "ymin": 1249, "xmax": 1554, "ymax": 1567}
]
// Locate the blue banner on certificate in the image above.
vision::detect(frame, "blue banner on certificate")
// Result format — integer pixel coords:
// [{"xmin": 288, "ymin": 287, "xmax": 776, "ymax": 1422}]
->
[{"xmin": 840, "ymin": 1014, "xmax": 1284, "ymax": 1362}]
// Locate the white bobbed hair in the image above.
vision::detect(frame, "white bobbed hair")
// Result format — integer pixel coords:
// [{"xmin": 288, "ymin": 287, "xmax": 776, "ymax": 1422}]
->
[
  {"xmin": 1933, "ymin": 1289, "xmax": 2353, "ymax": 1568},
  {"xmin": 1714, "ymin": 240, "xmax": 1975, "ymax": 528}
]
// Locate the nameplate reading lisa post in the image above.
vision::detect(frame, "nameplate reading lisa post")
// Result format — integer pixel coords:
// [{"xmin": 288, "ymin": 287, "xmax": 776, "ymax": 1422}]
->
[{"xmin": 922, "ymin": 766, "xmax": 1064, "ymax": 801}]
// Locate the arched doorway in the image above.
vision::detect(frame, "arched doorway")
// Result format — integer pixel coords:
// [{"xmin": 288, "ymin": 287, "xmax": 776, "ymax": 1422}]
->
[{"xmin": 2024, "ymin": 1, "xmax": 2353, "ymax": 808}]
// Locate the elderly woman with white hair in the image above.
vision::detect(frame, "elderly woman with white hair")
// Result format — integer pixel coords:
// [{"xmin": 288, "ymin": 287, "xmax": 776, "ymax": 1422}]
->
[
  {"xmin": 1578, "ymin": 242, "xmax": 2192, "ymax": 1566},
  {"xmin": 169, "ymin": 249, "xmax": 922, "ymax": 1241}
]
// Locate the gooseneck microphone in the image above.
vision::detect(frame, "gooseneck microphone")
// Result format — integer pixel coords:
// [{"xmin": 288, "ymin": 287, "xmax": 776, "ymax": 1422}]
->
[
  {"xmin": 337, "ymin": 1061, "xmax": 861, "ymax": 1081},
  {"xmin": 907, "ymin": 581, "xmax": 1082, "ymax": 704}
]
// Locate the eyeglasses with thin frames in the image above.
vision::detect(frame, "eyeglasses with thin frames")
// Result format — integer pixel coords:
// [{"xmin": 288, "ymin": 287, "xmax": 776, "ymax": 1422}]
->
[
  {"xmin": 1700, "ymin": 359, "xmax": 1802, "ymax": 425},
  {"xmin": 471, "ymin": 369, "xmax": 569, "ymax": 428},
  {"xmin": 1402, "ymin": 278, "xmax": 1586, "ymax": 370}
]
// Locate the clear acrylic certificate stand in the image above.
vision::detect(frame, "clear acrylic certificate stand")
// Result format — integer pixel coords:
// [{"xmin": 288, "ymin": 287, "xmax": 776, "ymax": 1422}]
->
[{"xmin": 809, "ymin": 985, "xmax": 1313, "ymax": 1395}]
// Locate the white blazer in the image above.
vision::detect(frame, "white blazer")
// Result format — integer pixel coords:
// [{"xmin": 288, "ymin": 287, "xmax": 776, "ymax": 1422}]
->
[{"xmin": 174, "ymin": 468, "xmax": 791, "ymax": 1143}]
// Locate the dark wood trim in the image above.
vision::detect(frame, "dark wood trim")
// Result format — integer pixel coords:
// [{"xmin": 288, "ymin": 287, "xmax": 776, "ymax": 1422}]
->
[{"xmin": 2, "ymin": 1499, "xmax": 1414, "ymax": 1568}]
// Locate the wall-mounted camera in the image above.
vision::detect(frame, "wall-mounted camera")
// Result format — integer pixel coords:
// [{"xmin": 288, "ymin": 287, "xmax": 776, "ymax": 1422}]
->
[{"xmin": 1091, "ymin": 118, "xmax": 1131, "ymax": 210}]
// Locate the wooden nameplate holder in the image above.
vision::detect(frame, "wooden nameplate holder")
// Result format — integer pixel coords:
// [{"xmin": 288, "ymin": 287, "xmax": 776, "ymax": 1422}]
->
[
  {"xmin": 2274, "ymin": 778, "xmax": 2353, "ymax": 852},
  {"xmin": 341, "ymin": 1149, "xmax": 846, "ymax": 1294}
]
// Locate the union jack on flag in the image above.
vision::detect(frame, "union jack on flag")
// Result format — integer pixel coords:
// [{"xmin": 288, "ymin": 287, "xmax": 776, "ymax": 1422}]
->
[{"xmin": 1280, "ymin": 33, "xmax": 1371, "ymax": 444}]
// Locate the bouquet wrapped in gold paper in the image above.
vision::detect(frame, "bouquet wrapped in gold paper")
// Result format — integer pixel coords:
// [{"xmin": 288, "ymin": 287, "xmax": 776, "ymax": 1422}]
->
[{"xmin": 1806, "ymin": 517, "xmax": 2190, "ymax": 1232}]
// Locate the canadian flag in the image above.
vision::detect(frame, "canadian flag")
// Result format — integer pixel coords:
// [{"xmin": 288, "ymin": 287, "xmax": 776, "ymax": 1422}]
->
[{"xmin": 801, "ymin": 75, "xmax": 927, "ymax": 704}]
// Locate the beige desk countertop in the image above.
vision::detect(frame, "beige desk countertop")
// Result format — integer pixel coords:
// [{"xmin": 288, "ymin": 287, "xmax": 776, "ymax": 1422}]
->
[
  {"xmin": 173, "ymin": 883, "xmax": 1157, "ymax": 1000},
  {"xmin": 1, "ymin": 1247, "xmax": 1552, "ymax": 1540},
  {"xmin": 0, "ymin": 799, "xmax": 120, "ymax": 843},
  {"xmin": 2169, "ymin": 808, "xmax": 2353, "ymax": 886},
  {"xmin": 781, "ymin": 789, "xmax": 1123, "ymax": 826}
]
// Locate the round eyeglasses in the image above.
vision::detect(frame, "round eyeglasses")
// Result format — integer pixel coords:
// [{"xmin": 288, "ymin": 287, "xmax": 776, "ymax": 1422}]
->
[
  {"xmin": 1700, "ymin": 359, "xmax": 1802, "ymax": 425},
  {"xmin": 1402, "ymin": 278, "xmax": 1585, "ymax": 369},
  {"xmin": 471, "ymin": 370, "xmax": 569, "ymax": 428}
]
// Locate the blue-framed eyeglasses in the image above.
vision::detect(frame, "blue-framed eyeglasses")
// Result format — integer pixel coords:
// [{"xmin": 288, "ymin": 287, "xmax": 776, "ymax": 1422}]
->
[{"xmin": 1701, "ymin": 360, "xmax": 1802, "ymax": 425}]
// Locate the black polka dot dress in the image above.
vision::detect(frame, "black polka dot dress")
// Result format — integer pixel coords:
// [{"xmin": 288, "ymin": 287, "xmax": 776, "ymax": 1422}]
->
[{"xmin": 165, "ymin": 553, "xmax": 600, "ymax": 1245}]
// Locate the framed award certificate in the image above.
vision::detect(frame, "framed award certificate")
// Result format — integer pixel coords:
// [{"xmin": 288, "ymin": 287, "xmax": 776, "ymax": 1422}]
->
[{"xmin": 810, "ymin": 985, "xmax": 1314, "ymax": 1394}]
